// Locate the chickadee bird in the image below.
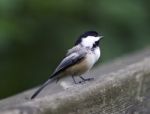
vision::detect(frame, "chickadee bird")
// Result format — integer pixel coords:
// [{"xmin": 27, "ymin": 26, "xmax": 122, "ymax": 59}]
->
[{"xmin": 31, "ymin": 31, "xmax": 103, "ymax": 99}]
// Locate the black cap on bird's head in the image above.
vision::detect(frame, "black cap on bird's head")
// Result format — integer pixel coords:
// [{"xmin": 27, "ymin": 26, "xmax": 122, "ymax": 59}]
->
[
  {"xmin": 75, "ymin": 31, "xmax": 103, "ymax": 46},
  {"xmin": 80, "ymin": 31, "xmax": 99, "ymax": 38}
]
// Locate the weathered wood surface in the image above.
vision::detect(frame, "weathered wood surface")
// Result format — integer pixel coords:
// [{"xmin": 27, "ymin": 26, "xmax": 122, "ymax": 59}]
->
[{"xmin": 0, "ymin": 47, "xmax": 150, "ymax": 114}]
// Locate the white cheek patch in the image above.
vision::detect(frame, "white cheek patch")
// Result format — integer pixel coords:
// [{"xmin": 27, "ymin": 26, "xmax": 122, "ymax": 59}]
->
[{"xmin": 81, "ymin": 36, "xmax": 100, "ymax": 47}]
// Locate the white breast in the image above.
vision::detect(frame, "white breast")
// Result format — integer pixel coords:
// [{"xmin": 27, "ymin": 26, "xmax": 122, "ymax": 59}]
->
[
  {"xmin": 85, "ymin": 47, "xmax": 100, "ymax": 70},
  {"xmin": 94, "ymin": 47, "xmax": 100, "ymax": 61}
]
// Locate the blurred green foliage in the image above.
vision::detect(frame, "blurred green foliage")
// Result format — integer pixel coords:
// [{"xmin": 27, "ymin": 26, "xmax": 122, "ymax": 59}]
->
[{"xmin": 0, "ymin": 0, "xmax": 150, "ymax": 99}]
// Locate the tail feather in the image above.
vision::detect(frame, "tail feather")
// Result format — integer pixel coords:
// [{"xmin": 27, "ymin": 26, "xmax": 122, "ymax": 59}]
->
[{"xmin": 30, "ymin": 79, "xmax": 53, "ymax": 99}]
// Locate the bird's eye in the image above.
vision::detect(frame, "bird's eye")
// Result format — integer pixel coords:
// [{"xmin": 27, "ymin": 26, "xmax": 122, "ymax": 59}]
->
[
  {"xmin": 95, "ymin": 40, "xmax": 99, "ymax": 45},
  {"xmin": 92, "ymin": 40, "xmax": 99, "ymax": 48}
]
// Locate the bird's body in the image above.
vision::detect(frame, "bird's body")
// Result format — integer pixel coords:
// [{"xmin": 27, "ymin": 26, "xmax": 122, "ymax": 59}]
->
[
  {"xmin": 31, "ymin": 31, "xmax": 103, "ymax": 99},
  {"xmin": 63, "ymin": 46, "xmax": 100, "ymax": 76},
  {"xmin": 53, "ymin": 45, "xmax": 100, "ymax": 77}
]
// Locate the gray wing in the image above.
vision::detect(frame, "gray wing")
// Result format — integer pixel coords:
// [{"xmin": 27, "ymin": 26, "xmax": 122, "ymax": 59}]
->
[
  {"xmin": 30, "ymin": 48, "xmax": 87, "ymax": 99},
  {"xmin": 50, "ymin": 50, "xmax": 87, "ymax": 79},
  {"xmin": 66, "ymin": 45, "xmax": 81, "ymax": 56}
]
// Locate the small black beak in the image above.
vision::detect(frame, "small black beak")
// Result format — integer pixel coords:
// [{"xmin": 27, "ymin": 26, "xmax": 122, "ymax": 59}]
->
[
  {"xmin": 100, "ymin": 36, "xmax": 104, "ymax": 39},
  {"xmin": 100, "ymin": 36, "xmax": 104, "ymax": 40}
]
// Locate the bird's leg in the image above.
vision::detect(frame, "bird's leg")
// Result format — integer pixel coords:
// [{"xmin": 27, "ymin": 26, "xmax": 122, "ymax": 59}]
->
[
  {"xmin": 79, "ymin": 76, "xmax": 94, "ymax": 83},
  {"xmin": 56, "ymin": 78, "xmax": 60, "ymax": 83},
  {"xmin": 72, "ymin": 75, "xmax": 78, "ymax": 84}
]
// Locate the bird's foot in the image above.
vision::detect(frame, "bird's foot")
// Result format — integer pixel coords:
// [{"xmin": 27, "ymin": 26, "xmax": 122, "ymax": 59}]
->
[{"xmin": 78, "ymin": 77, "xmax": 94, "ymax": 84}]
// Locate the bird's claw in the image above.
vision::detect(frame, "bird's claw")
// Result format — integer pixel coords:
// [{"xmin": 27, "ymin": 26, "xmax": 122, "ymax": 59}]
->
[{"xmin": 78, "ymin": 78, "xmax": 94, "ymax": 84}]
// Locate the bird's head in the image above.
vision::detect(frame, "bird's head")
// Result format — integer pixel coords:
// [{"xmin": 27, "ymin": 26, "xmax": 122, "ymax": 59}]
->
[{"xmin": 75, "ymin": 31, "xmax": 103, "ymax": 48}]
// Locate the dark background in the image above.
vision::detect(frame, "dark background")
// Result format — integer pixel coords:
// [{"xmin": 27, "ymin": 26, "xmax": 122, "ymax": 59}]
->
[{"xmin": 0, "ymin": 0, "xmax": 150, "ymax": 100}]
